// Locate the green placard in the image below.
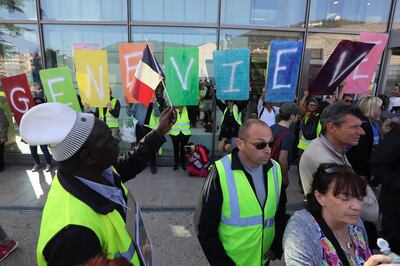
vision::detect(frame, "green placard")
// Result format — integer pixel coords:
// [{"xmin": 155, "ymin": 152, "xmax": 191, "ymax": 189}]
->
[
  {"xmin": 39, "ymin": 67, "xmax": 82, "ymax": 112},
  {"xmin": 165, "ymin": 47, "xmax": 199, "ymax": 106}
]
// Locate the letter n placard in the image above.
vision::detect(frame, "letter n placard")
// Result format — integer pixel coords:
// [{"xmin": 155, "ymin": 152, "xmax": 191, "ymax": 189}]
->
[
  {"xmin": 265, "ymin": 41, "xmax": 303, "ymax": 103},
  {"xmin": 213, "ymin": 48, "xmax": 250, "ymax": 101},
  {"xmin": 1, "ymin": 74, "xmax": 35, "ymax": 125}
]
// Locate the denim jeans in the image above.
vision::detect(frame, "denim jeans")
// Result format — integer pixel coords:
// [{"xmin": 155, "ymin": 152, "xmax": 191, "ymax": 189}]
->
[
  {"xmin": 30, "ymin": 145, "xmax": 52, "ymax": 164},
  {"xmin": 0, "ymin": 225, "xmax": 8, "ymax": 243}
]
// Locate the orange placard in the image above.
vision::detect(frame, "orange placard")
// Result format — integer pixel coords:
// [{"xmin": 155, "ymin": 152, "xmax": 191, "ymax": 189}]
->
[{"xmin": 119, "ymin": 43, "xmax": 153, "ymax": 103}]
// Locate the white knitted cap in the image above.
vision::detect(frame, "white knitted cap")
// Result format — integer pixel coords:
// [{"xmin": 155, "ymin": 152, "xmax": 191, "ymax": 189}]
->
[{"xmin": 20, "ymin": 102, "xmax": 95, "ymax": 161}]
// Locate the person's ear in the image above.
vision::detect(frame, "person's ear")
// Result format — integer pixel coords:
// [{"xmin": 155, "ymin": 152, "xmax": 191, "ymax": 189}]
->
[
  {"xmin": 79, "ymin": 148, "xmax": 96, "ymax": 165},
  {"xmin": 236, "ymin": 138, "xmax": 244, "ymax": 150},
  {"xmin": 314, "ymin": 190, "xmax": 326, "ymax": 207},
  {"xmin": 326, "ymin": 122, "xmax": 336, "ymax": 134}
]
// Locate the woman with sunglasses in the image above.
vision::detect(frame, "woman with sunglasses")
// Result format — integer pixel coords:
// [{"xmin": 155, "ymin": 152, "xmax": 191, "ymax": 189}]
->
[{"xmin": 283, "ymin": 164, "xmax": 398, "ymax": 266}]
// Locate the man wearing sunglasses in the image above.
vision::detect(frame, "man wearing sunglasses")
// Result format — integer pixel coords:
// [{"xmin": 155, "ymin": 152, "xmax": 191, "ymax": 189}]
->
[{"xmin": 196, "ymin": 119, "xmax": 286, "ymax": 266}]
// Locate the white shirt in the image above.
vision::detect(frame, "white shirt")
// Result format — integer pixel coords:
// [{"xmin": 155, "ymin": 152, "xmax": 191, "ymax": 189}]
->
[{"xmin": 257, "ymin": 99, "xmax": 279, "ymax": 127}]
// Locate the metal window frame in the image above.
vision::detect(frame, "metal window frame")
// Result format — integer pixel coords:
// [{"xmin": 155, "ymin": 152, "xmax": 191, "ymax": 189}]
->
[{"xmin": 2, "ymin": 0, "xmax": 399, "ymax": 156}]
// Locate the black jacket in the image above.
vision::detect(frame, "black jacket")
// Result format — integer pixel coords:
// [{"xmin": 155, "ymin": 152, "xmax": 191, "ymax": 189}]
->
[
  {"xmin": 216, "ymin": 100, "xmax": 248, "ymax": 139},
  {"xmin": 42, "ymin": 130, "xmax": 165, "ymax": 266},
  {"xmin": 347, "ymin": 115, "xmax": 374, "ymax": 179},
  {"xmin": 195, "ymin": 148, "xmax": 286, "ymax": 266},
  {"xmin": 370, "ymin": 123, "xmax": 400, "ymax": 249}
]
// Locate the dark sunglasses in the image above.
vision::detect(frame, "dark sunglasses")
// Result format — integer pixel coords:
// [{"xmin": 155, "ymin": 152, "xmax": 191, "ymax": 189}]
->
[
  {"xmin": 245, "ymin": 140, "xmax": 274, "ymax": 150},
  {"xmin": 344, "ymin": 100, "xmax": 353, "ymax": 103}
]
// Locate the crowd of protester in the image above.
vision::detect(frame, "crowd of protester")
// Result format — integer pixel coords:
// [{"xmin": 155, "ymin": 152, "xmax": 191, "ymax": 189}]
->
[{"xmin": 2, "ymin": 80, "xmax": 400, "ymax": 265}]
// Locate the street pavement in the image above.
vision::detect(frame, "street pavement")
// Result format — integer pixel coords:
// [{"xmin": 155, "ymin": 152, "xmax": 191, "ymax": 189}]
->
[{"xmin": 0, "ymin": 164, "xmax": 305, "ymax": 266}]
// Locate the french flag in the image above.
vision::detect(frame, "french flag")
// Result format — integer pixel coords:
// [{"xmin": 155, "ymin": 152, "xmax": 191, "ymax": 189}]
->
[{"xmin": 129, "ymin": 44, "xmax": 164, "ymax": 106}]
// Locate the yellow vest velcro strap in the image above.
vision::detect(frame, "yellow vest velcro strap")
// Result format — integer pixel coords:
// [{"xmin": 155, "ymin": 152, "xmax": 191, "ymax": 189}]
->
[
  {"xmin": 264, "ymin": 217, "xmax": 275, "ymax": 228},
  {"xmin": 221, "ymin": 215, "xmax": 263, "ymax": 226},
  {"xmin": 115, "ymin": 240, "xmax": 135, "ymax": 261}
]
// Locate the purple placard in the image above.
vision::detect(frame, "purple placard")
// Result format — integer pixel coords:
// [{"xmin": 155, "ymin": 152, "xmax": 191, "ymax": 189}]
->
[{"xmin": 308, "ymin": 40, "xmax": 375, "ymax": 96}]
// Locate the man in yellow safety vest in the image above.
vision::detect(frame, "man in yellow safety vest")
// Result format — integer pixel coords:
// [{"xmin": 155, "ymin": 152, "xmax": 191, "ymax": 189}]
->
[
  {"xmin": 196, "ymin": 119, "xmax": 286, "ymax": 266},
  {"xmin": 20, "ymin": 102, "xmax": 175, "ymax": 266}
]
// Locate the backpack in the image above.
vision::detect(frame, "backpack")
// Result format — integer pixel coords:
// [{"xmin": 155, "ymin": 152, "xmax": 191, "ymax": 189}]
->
[
  {"xmin": 271, "ymin": 128, "xmax": 290, "ymax": 161},
  {"xmin": 302, "ymin": 113, "xmax": 320, "ymax": 140}
]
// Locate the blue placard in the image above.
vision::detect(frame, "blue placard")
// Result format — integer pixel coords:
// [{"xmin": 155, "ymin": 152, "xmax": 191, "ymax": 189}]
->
[
  {"xmin": 265, "ymin": 41, "xmax": 303, "ymax": 103},
  {"xmin": 213, "ymin": 48, "xmax": 250, "ymax": 100}
]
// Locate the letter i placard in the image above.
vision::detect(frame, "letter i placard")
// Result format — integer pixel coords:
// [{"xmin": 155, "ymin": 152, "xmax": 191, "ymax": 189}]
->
[
  {"xmin": 213, "ymin": 48, "xmax": 250, "ymax": 101},
  {"xmin": 1, "ymin": 73, "xmax": 35, "ymax": 125}
]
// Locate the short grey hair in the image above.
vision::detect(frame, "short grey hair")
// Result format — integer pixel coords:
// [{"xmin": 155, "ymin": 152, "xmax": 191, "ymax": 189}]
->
[{"xmin": 320, "ymin": 103, "xmax": 362, "ymax": 134}]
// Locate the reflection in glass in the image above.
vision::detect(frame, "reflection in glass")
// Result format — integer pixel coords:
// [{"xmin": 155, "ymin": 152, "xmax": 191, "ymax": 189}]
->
[
  {"xmin": 0, "ymin": 0, "xmax": 37, "ymax": 20},
  {"xmin": 42, "ymin": 25, "xmax": 127, "ymax": 108},
  {"xmin": 382, "ymin": 48, "xmax": 400, "ymax": 96},
  {"xmin": 132, "ymin": 0, "xmax": 217, "ymax": 24},
  {"xmin": 40, "ymin": 0, "xmax": 127, "ymax": 21},
  {"xmin": 309, "ymin": 0, "xmax": 391, "ymax": 32},
  {"xmin": 221, "ymin": 0, "xmax": 306, "ymax": 27},
  {"xmin": 0, "ymin": 23, "xmax": 41, "ymax": 85},
  {"xmin": 132, "ymin": 26, "xmax": 217, "ymax": 155}
]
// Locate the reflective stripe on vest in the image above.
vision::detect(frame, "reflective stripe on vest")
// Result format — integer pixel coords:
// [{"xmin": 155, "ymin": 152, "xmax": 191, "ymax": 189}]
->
[
  {"xmin": 169, "ymin": 107, "xmax": 191, "ymax": 136},
  {"xmin": 222, "ymin": 105, "xmax": 242, "ymax": 126},
  {"xmin": 99, "ymin": 98, "xmax": 119, "ymax": 128},
  {"xmin": 219, "ymin": 155, "xmax": 280, "ymax": 228}
]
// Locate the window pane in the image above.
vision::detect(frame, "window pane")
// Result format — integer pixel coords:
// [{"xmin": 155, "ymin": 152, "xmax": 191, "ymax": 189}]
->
[
  {"xmin": 132, "ymin": 26, "xmax": 217, "ymax": 155},
  {"xmin": 221, "ymin": 0, "xmax": 307, "ymax": 27},
  {"xmin": 40, "ymin": 0, "xmax": 127, "ymax": 21},
  {"xmin": 301, "ymin": 33, "xmax": 382, "ymax": 95},
  {"xmin": 392, "ymin": 1, "xmax": 400, "ymax": 30},
  {"xmin": 0, "ymin": 23, "xmax": 42, "ymax": 150},
  {"xmin": 43, "ymin": 25, "xmax": 127, "ymax": 111},
  {"xmin": 309, "ymin": 0, "xmax": 391, "ymax": 32},
  {"xmin": 382, "ymin": 48, "xmax": 400, "ymax": 97},
  {"xmin": 218, "ymin": 29, "xmax": 303, "ymax": 154},
  {"xmin": 0, "ymin": 0, "xmax": 37, "ymax": 20},
  {"xmin": 132, "ymin": 0, "xmax": 217, "ymax": 24}
]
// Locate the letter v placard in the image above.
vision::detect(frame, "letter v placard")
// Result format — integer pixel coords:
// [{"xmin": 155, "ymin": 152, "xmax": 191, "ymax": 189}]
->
[{"xmin": 165, "ymin": 47, "xmax": 199, "ymax": 106}]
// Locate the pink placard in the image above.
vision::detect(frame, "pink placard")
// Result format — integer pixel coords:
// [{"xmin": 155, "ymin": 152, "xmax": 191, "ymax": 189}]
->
[{"xmin": 342, "ymin": 32, "xmax": 388, "ymax": 94}]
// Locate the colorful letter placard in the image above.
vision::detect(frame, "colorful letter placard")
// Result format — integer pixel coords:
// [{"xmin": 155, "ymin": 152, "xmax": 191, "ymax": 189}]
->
[
  {"xmin": 213, "ymin": 48, "xmax": 250, "ymax": 101},
  {"xmin": 0, "ymin": 74, "xmax": 35, "ymax": 125},
  {"xmin": 74, "ymin": 49, "xmax": 110, "ymax": 107},
  {"xmin": 119, "ymin": 43, "xmax": 149, "ymax": 103},
  {"xmin": 165, "ymin": 47, "xmax": 199, "ymax": 106},
  {"xmin": 342, "ymin": 32, "xmax": 388, "ymax": 94},
  {"xmin": 40, "ymin": 67, "xmax": 82, "ymax": 112},
  {"xmin": 265, "ymin": 41, "xmax": 303, "ymax": 103},
  {"xmin": 308, "ymin": 40, "xmax": 375, "ymax": 96}
]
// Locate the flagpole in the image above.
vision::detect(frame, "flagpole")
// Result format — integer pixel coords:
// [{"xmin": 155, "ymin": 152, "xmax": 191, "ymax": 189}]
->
[{"xmin": 145, "ymin": 38, "xmax": 174, "ymax": 109}]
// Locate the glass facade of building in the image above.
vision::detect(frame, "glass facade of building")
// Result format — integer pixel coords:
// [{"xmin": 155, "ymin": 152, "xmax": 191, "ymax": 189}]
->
[{"xmin": 1, "ymin": 0, "xmax": 400, "ymax": 157}]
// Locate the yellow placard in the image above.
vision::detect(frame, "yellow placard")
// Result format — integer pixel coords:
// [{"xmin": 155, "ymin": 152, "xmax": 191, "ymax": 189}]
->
[{"xmin": 74, "ymin": 49, "xmax": 110, "ymax": 107}]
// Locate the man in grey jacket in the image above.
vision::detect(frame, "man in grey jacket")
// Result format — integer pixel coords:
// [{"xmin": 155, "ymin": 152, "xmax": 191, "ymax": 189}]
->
[
  {"xmin": 0, "ymin": 106, "xmax": 9, "ymax": 172},
  {"xmin": 299, "ymin": 103, "xmax": 379, "ymax": 222}
]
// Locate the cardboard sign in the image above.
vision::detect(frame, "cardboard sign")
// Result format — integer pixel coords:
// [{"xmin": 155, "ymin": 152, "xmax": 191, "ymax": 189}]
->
[
  {"xmin": 342, "ymin": 32, "xmax": 388, "ymax": 94},
  {"xmin": 39, "ymin": 67, "xmax": 82, "ymax": 112},
  {"xmin": 74, "ymin": 49, "xmax": 110, "ymax": 107},
  {"xmin": 1, "ymin": 74, "xmax": 35, "ymax": 125},
  {"xmin": 119, "ymin": 43, "xmax": 149, "ymax": 104},
  {"xmin": 213, "ymin": 48, "xmax": 250, "ymax": 101},
  {"xmin": 308, "ymin": 40, "xmax": 375, "ymax": 96},
  {"xmin": 265, "ymin": 41, "xmax": 303, "ymax": 102},
  {"xmin": 165, "ymin": 47, "xmax": 199, "ymax": 106}
]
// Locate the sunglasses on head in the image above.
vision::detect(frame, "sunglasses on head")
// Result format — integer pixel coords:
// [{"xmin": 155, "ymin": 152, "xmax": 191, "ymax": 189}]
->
[
  {"xmin": 245, "ymin": 140, "xmax": 274, "ymax": 150},
  {"xmin": 319, "ymin": 163, "xmax": 354, "ymax": 174}
]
